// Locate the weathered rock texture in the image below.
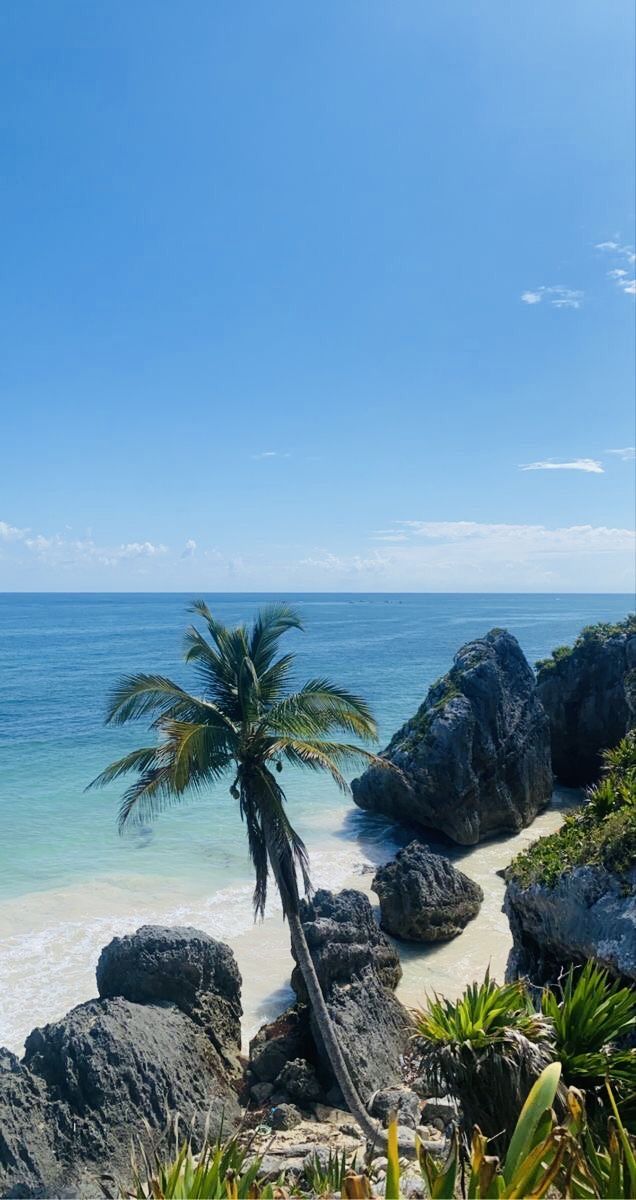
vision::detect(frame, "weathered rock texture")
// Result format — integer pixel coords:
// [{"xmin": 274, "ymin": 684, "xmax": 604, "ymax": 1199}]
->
[
  {"xmin": 353, "ymin": 629, "xmax": 552, "ymax": 845},
  {"xmin": 0, "ymin": 926, "xmax": 242, "ymax": 1199},
  {"xmin": 504, "ymin": 866, "xmax": 636, "ymax": 987},
  {"xmin": 97, "ymin": 923, "xmax": 243, "ymax": 1075},
  {"xmin": 536, "ymin": 619, "xmax": 636, "ymax": 785},
  {"xmin": 293, "ymin": 889, "xmax": 410, "ymax": 1102},
  {"xmin": 372, "ymin": 841, "xmax": 483, "ymax": 942},
  {"xmin": 248, "ymin": 889, "xmax": 411, "ymax": 1109}
]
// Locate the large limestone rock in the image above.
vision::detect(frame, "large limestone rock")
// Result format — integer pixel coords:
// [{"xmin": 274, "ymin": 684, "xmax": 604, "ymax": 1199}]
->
[
  {"xmin": 353, "ymin": 629, "xmax": 552, "ymax": 845},
  {"xmin": 504, "ymin": 866, "xmax": 636, "ymax": 987},
  {"xmin": 291, "ymin": 889, "xmax": 411, "ymax": 1104},
  {"xmin": 536, "ymin": 617, "xmax": 636, "ymax": 785},
  {"xmin": 0, "ymin": 926, "xmax": 243, "ymax": 1199},
  {"xmin": 249, "ymin": 890, "xmax": 411, "ymax": 1110},
  {"xmin": 96, "ymin": 924, "xmax": 243, "ymax": 1075},
  {"xmin": 372, "ymin": 841, "xmax": 483, "ymax": 942}
]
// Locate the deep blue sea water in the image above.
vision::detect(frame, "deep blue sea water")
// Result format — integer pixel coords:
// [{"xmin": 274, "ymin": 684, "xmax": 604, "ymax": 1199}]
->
[{"xmin": 0, "ymin": 592, "xmax": 633, "ymax": 1051}]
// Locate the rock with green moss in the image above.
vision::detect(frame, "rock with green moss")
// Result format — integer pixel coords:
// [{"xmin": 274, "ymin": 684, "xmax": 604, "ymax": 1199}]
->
[
  {"xmin": 504, "ymin": 735, "xmax": 636, "ymax": 986},
  {"xmin": 536, "ymin": 614, "xmax": 636, "ymax": 785},
  {"xmin": 352, "ymin": 629, "xmax": 552, "ymax": 845}
]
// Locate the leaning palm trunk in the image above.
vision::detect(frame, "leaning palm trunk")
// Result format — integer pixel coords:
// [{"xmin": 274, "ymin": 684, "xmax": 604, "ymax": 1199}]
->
[{"xmin": 257, "ymin": 792, "xmax": 385, "ymax": 1148}]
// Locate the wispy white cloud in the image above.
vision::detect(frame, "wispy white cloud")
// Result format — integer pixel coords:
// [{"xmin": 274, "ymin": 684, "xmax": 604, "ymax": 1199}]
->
[
  {"xmin": 519, "ymin": 458, "xmax": 604, "ymax": 474},
  {"xmin": 294, "ymin": 521, "xmax": 635, "ymax": 590},
  {"xmin": 596, "ymin": 240, "xmax": 636, "ymax": 296},
  {"xmin": 596, "ymin": 240, "xmax": 636, "ymax": 264},
  {"xmin": 299, "ymin": 550, "xmax": 390, "ymax": 574},
  {"xmin": 606, "ymin": 447, "xmax": 636, "ymax": 461},
  {"xmin": 521, "ymin": 286, "xmax": 583, "ymax": 309},
  {"xmin": 251, "ymin": 450, "xmax": 291, "ymax": 460},
  {"xmin": 7, "ymin": 528, "xmax": 168, "ymax": 568},
  {"xmin": 0, "ymin": 521, "xmax": 29, "ymax": 541},
  {"xmin": 181, "ymin": 538, "xmax": 197, "ymax": 558},
  {"xmin": 390, "ymin": 520, "xmax": 633, "ymax": 552},
  {"xmin": 117, "ymin": 542, "xmax": 167, "ymax": 559}
]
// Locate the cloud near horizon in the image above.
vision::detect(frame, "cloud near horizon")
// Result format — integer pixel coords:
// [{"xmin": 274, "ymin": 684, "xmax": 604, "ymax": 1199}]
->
[
  {"xmin": 519, "ymin": 458, "xmax": 604, "ymax": 473},
  {"xmin": 1, "ymin": 516, "xmax": 634, "ymax": 592}
]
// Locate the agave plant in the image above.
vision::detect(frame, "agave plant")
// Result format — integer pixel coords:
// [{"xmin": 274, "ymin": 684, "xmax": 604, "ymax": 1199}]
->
[
  {"xmin": 124, "ymin": 1124, "xmax": 277, "ymax": 1199},
  {"xmin": 413, "ymin": 973, "xmax": 556, "ymax": 1147},
  {"xmin": 542, "ymin": 960, "xmax": 636, "ymax": 1130},
  {"xmin": 417, "ymin": 1064, "xmax": 636, "ymax": 1200},
  {"xmin": 304, "ymin": 1148, "xmax": 358, "ymax": 1196}
]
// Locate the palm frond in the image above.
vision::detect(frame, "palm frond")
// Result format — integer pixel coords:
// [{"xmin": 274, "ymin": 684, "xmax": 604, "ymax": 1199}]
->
[
  {"xmin": 239, "ymin": 792, "xmax": 270, "ymax": 918},
  {"xmin": 254, "ymin": 767, "xmax": 311, "ymax": 911},
  {"xmin": 182, "ymin": 625, "xmax": 240, "ymax": 712},
  {"xmin": 105, "ymin": 673, "xmax": 236, "ymax": 733},
  {"xmin": 268, "ymin": 737, "xmax": 393, "ymax": 792},
  {"xmin": 248, "ymin": 603, "xmax": 303, "ymax": 674},
  {"xmin": 87, "ymin": 745, "xmax": 171, "ymax": 790},
  {"xmin": 159, "ymin": 720, "xmax": 235, "ymax": 792},
  {"xmin": 265, "ymin": 679, "xmax": 378, "ymax": 741}
]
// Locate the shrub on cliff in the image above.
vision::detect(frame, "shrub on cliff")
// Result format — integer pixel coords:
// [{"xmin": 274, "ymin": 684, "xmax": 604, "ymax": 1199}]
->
[
  {"xmin": 508, "ymin": 733, "xmax": 636, "ymax": 889},
  {"xmin": 535, "ymin": 614, "xmax": 636, "ymax": 677},
  {"xmin": 414, "ymin": 964, "xmax": 636, "ymax": 1147}
]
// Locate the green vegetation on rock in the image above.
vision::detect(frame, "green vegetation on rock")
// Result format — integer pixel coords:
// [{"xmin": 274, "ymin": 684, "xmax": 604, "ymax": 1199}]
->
[
  {"xmin": 535, "ymin": 614, "xmax": 636, "ymax": 676},
  {"xmin": 508, "ymin": 733, "xmax": 636, "ymax": 889}
]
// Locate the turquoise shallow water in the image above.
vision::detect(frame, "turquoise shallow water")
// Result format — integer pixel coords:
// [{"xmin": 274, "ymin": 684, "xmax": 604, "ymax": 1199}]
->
[
  {"xmin": 0, "ymin": 592, "xmax": 632, "ymax": 1051},
  {"xmin": 0, "ymin": 592, "xmax": 632, "ymax": 900}
]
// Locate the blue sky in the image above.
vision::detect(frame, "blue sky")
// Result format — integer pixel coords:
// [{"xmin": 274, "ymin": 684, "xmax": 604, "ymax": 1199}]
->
[{"xmin": 1, "ymin": 1, "xmax": 634, "ymax": 592}]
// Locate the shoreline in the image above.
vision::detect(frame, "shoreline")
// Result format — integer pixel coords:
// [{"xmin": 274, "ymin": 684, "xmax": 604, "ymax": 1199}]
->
[{"xmin": 0, "ymin": 790, "xmax": 578, "ymax": 1057}]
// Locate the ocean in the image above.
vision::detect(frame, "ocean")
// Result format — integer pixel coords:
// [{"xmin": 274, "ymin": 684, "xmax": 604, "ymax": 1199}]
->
[{"xmin": 0, "ymin": 592, "xmax": 632, "ymax": 1053}]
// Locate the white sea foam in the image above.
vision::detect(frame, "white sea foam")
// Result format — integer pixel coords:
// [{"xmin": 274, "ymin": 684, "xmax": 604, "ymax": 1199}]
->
[
  {"xmin": 0, "ymin": 792, "xmax": 577, "ymax": 1056},
  {"xmin": 0, "ymin": 841, "xmax": 377, "ymax": 1054}
]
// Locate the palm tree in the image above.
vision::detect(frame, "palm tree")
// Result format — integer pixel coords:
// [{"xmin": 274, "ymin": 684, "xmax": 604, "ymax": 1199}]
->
[{"xmin": 89, "ymin": 601, "xmax": 391, "ymax": 1143}]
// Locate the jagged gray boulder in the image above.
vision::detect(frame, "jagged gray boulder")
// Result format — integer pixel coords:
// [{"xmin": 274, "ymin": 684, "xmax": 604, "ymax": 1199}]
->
[
  {"xmin": 292, "ymin": 888, "xmax": 402, "ymax": 997},
  {"xmin": 291, "ymin": 889, "xmax": 411, "ymax": 1103},
  {"xmin": 504, "ymin": 865, "xmax": 636, "ymax": 987},
  {"xmin": 372, "ymin": 842, "xmax": 483, "ymax": 941},
  {"xmin": 96, "ymin": 924, "xmax": 243, "ymax": 1075},
  {"xmin": 352, "ymin": 629, "xmax": 552, "ymax": 845},
  {"xmin": 0, "ymin": 926, "xmax": 243, "ymax": 1199},
  {"xmin": 0, "ymin": 1048, "xmax": 65, "ymax": 1200},
  {"xmin": 536, "ymin": 617, "xmax": 636, "ymax": 785}
]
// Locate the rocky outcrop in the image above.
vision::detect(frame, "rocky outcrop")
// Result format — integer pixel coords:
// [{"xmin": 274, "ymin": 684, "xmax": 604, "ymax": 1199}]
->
[
  {"xmin": 292, "ymin": 888, "xmax": 402, "ymax": 998},
  {"xmin": 536, "ymin": 617, "xmax": 636, "ymax": 785},
  {"xmin": 248, "ymin": 889, "xmax": 411, "ymax": 1111},
  {"xmin": 0, "ymin": 926, "xmax": 242, "ymax": 1199},
  {"xmin": 352, "ymin": 629, "xmax": 552, "ymax": 845},
  {"xmin": 97, "ymin": 924, "xmax": 243, "ymax": 1075},
  {"xmin": 292, "ymin": 889, "xmax": 411, "ymax": 1103},
  {"xmin": 504, "ymin": 866, "xmax": 636, "ymax": 987},
  {"xmin": 372, "ymin": 842, "xmax": 483, "ymax": 942}
]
